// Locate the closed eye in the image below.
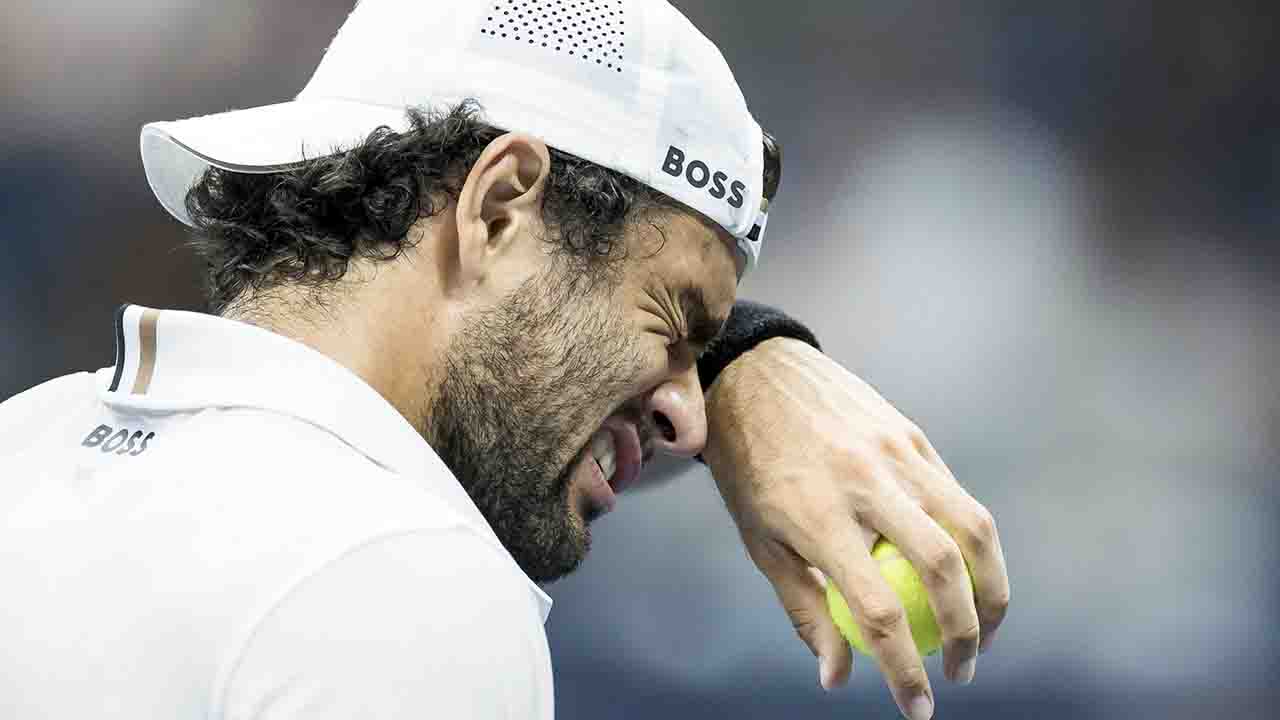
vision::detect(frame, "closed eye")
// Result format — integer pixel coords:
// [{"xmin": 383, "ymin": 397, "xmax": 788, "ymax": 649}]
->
[
  {"xmin": 678, "ymin": 285, "xmax": 727, "ymax": 356},
  {"xmin": 643, "ymin": 285, "xmax": 727, "ymax": 359}
]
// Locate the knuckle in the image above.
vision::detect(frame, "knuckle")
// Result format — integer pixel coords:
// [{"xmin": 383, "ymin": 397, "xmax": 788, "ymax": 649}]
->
[
  {"xmin": 876, "ymin": 431, "xmax": 914, "ymax": 460},
  {"xmin": 841, "ymin": 451, "xmax": 892, "ymax": 501},
  {"xmin": 934, "ymin": 592, "xmax": 978, "ymax": 634},
  {"xmin": 951, "ymin": 622, "xmax": 981, "ymax": 646},
  {"xmin": 986, "ymin": 587, "xmax": 1011, "ymax": 622},
  {"xmin": 962, "ymin": 505, "xmax": 998, "ymax": 551},
  {"xmin": 860, "ymin": 600, "xmax": 907, "ymax": 641},
  {"xmin": 841, "ymin": 444, "xmax": 879, "ymax": 478},
  {"xmin": 788, "ymin": 608, "xmax": 822, "ymax": 648},
  {"xmin": 895, "ymin": 666, "xmax": 930, "ymax": 695},
  {"xmin": 906, "ymin": 424, "xmax": 930, "ymax": 454},
  {"xmin": 918, "ymin": 543, "xmax": 964, "ymax": 588}
]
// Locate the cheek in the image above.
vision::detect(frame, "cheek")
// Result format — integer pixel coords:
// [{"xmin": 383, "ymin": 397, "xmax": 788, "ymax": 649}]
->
[
  {"xmin": 613, "ymin": 319, "xmax": 672, "ymax": 389},
  {"xmin": 551, "ymin": 283, "xmax": 664, "ymax": 409}
]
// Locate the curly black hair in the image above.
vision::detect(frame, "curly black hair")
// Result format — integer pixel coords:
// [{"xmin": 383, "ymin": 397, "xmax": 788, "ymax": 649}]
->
[{"xmin": 185, "ymin": 100, "xmax": 780, "ymax": 314}]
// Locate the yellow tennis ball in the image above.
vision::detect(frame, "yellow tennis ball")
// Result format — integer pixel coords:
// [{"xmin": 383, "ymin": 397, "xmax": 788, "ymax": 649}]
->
[{"xmin": 826, "ymin": 538, "xmax": 972, "ymax": 656}]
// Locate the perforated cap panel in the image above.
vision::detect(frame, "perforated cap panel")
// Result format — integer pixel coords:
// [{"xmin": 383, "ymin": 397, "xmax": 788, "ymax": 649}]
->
[{"xmin": 480, "ymin": 0, "xmax": 626, "ymax": 72}]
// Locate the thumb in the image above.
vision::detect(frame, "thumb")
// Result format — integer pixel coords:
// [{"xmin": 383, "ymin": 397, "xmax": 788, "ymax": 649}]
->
[{"xmin": 748, "ymin": 538, "xmax": 853, "ymax": 690}]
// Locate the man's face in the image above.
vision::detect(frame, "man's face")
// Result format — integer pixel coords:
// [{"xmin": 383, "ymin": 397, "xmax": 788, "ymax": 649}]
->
[{"xmin": 426, "ymin": 210, "xmax": 739, "ymax": 582}]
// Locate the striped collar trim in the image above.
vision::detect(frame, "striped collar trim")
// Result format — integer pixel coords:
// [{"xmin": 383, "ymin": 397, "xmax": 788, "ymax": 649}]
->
[{"xmin": 108, "ymin": 305, "xmax": 162, "ymax": 396}]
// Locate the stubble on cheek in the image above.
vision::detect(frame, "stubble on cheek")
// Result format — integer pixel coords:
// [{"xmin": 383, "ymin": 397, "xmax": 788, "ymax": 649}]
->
[{"xmin": 422, "ymin": 266, "xmax": 650, "ymax": 581}]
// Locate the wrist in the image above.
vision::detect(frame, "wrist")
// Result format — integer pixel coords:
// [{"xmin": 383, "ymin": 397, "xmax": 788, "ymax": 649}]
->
[
  {"xmin": 697, "ymin": 300, "xmax": 821, "ymax": 391},
  {"xmin": 706, "ymin": 335, "xmax": 815, "ymax": 413},
  {"xmin": 702, "ymin": 337, "xmax": 801, "ymax": 466},
  {"xmin": 694, "ymin": 301, "xmax": 821, "ymax": 466}
]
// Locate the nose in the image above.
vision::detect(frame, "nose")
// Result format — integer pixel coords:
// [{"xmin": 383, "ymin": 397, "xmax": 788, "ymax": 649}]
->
[{"xmin": 644, "ymin": 365, "xmax": 707, "ymax": 458}]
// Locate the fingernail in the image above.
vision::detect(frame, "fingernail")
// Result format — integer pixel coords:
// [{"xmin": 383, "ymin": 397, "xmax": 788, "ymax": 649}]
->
[
  {"xmin": 906, "ymin": 694, "xmax": 933, "ymax": 720},
  {"xmin": 955, "ymin": 657, "xmax": 976, "ymax": 685},
  {"xmin": 818, "ymin": 657, "xmax": 830, "ymax": 691}
]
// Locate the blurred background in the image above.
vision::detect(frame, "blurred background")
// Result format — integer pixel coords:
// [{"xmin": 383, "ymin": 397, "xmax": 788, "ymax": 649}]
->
[{"xmin": 2, "ymin": 0, "xmax": 1277, "ymax": 717}]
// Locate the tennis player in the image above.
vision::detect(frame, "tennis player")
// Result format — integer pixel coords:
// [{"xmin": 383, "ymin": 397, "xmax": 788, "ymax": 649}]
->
[{"xmin": 0, "ymin": 1, "xmax": 1008, "ymax": 718}]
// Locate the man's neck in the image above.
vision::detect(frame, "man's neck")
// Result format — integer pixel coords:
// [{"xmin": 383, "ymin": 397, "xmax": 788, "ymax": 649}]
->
[{"xmin": 222, "ymin": 264, "xmax": 449, "ymax": 440}]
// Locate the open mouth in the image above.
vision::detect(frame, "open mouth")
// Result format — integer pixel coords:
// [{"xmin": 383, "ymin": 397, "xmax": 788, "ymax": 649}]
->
[
  {"xmin": 577, "ymin": 417, "xmax": 644, "ymax": 519},
  {"xmin": 589, "ymin": 418, "xmax": 643, "ymax": 495}
]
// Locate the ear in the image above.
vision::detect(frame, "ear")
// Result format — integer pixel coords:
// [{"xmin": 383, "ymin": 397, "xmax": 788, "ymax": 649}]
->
[{"xmin": 452, "ymin": 133, "xmax": 552, "ymax": 290}]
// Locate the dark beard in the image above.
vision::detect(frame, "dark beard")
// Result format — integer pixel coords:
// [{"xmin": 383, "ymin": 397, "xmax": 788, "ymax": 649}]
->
[{"xmin": 423, "ymin": 266, "xmax": 645, "ymax": 582}]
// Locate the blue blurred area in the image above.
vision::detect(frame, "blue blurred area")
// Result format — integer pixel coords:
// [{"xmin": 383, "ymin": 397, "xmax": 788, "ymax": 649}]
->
[{"xmin": 2, "ymin": 1, "xmax": 1277, "ymax": 718}]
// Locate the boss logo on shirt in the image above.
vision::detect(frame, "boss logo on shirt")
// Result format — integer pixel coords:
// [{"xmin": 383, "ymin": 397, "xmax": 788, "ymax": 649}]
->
[
  {"xmin": 661, "ymin": 145, "xmax": 747, "ymax": 209},
  {"xmin": 81, "ymin": 424, "xmax": 154, "ymax": 456}
]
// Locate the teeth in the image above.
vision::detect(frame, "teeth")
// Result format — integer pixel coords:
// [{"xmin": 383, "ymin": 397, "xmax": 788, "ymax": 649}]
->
[{"xmin": 590, "ymin": 429, "xmax": 617, "ymax": 483}]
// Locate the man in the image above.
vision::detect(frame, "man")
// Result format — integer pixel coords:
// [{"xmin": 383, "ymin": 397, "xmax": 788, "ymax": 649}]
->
[{"xmin": 0, "ymin": 1, "xmax": 1008, "ymax": 718}]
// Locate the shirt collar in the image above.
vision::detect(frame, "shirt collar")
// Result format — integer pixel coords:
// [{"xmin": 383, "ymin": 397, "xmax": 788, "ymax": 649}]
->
[{"xmin": 97, "ymin": 304, "xmax": 552, "ymax": 619}]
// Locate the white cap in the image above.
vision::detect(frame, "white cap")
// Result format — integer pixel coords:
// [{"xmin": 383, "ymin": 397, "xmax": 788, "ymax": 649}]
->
[{"xmin": 140, "ymin": 0, "xmax": 771, "ymax": 272}]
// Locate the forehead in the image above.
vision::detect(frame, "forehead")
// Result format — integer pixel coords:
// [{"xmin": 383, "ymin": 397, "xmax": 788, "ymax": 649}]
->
[{"xmin": 627, "ymin": 208, "xmax": 738, "ymax": 309}]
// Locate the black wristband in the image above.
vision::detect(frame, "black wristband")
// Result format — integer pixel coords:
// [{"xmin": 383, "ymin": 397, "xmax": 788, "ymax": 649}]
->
[{"xmin": 697, "ymin": 299, "xmax": 821, "ymax": 391}]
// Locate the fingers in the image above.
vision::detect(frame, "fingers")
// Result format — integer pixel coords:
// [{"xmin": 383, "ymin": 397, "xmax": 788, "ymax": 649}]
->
[
  {"xmin": 868, "ymin": 482, "xmax": 981, "ymax": 686},
  {"xmin": 747, "ymin": 538, "xmax": 853, "ymax": 690},
  {"xmin": 819, "ymin": 526, "xmax": 934, "ymax": 720},
  {"xmin": 916, "ymin": 446, "xmax": 1011, "ymax": 655}
]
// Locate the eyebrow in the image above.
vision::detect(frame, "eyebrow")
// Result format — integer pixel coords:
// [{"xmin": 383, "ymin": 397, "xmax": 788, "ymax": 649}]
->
[{"xmin": 679, "ymin": 285, "xmax": 728, "ymax": 353}]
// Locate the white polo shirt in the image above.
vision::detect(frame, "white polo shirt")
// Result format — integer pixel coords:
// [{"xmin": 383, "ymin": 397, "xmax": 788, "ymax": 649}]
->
[{"xmin": 0, "ymin": 305, "xmax": 554, "ymax": 719}]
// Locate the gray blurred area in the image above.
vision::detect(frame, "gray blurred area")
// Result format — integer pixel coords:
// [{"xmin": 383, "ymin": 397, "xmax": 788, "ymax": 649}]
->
[{"xmin": 2, "ymin": 1, "xmax": 1277, "ymax": 718}]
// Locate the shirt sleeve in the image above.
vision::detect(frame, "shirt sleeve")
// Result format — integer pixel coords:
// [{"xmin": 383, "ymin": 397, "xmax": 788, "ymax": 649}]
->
[{"xmin": 219, "ymin": 528, "xmax": 553, "ymax": 720}]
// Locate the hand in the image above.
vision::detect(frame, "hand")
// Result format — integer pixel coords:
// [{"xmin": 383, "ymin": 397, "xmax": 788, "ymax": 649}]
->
[{"xmin": 701, "ymin": 338, "xmax": 1010, "ymax": 720}]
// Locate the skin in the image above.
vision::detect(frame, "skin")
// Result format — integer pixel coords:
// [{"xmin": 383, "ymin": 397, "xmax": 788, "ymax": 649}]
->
[
  {"xmin": 234, "ymin": 132, "xmax": 1010, "ymax": 720},
  {"xmin": 703, "ymin": 339, "xmax": 1010, "ymax": 719},
  {"xmin": 238, "ymin": 131, "xmax": 737, "ymax": 582}
]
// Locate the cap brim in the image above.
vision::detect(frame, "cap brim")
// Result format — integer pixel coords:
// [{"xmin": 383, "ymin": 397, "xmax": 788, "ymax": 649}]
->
[{"xmin": 141, "ymin": 98, "xmax": 412, "ymax": 226}]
